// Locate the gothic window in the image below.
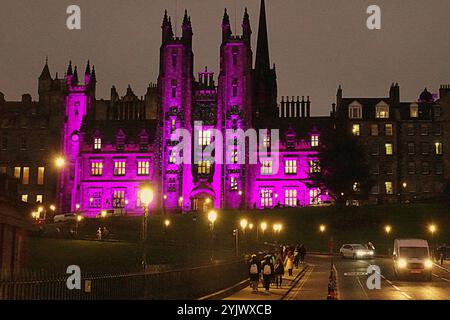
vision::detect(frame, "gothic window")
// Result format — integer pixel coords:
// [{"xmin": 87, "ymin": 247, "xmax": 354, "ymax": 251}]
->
[
  {"xmin": 260, "ymin": 189, "xmax": 273, "ymax": 208},
  {"xmin": 113, "ymin": 190, "xmax": 125, "ymax": 208},
  {"xmin": 137, "ymin": 160, "xmax": 150, "ymax": 176},
  {"xmin": 309, "ymin": 160, "xmax": 321, "ymax": 173},
  {"xmin": 261, "ymin": 160, "xmax": 273, "ymax": 175},
  {"xmin": 94, "ymin": 138, "xmax": 102, "ymax": 150},
  {"xmin": 230, "ymin": 177, "xmax": 238, "ymax": 191},
  {"xmin": 285, "ymin": 189, "xmax": 297, "ymax": 207},
  {"xmin": 232, "ymin": 79, "xmax": 238, "ymax": 97},
  {"xmin": 114, "ymin": 161, "xmax": 126, "ymax": 176},
  {"xmin": 311, "ymin": 135, "xmax": 319, "ymax": 147},
  {"xmin": 285, "ymin": 160, "xmax": 297, "ymax": 175},
  {"xmin": 37, "ymin": 167, "xmax": 45, "ymax": 185},
  {"xmin": 91, "ymin": 160, "xmax": 103, "ymax": 176}
]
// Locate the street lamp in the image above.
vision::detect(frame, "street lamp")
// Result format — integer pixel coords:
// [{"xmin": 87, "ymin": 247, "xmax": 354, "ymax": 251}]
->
[
  {"xmin": 208, "ymin": 210, "xmax": 218, "ymax": 262},
  {"xmin": 140, "ymin": 186, "xmax": 154, "ymax": 271}
]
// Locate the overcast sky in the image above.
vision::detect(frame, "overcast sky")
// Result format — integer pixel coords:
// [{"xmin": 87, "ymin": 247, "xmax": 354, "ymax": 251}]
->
[{"xmin": 1, "ymin": 0, "xmax": 450, "ymax": 115}]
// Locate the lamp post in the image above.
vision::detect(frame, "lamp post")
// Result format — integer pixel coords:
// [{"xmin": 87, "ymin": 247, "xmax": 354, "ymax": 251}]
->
[
  {"xmin": 384, "ymin": 225, "xmax": 392, "ymax": 255},
  {"xmin": 208, "ymin": 210, "xmax": 218, "ymax": 262},
  {"xmin": 140, "ymin": 186, "xmax": 154, "ymax": 271}
]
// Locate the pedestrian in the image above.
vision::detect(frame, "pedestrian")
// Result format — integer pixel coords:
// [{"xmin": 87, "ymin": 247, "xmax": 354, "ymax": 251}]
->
[
  {"xmin": 262, "ymin": 256, "xmax": 274, "ymax": 295},
  {"xmin": 96, "ymin": 227, "xmax": 102, "ymax": 240},
  {"xmin": 284, "ymin": 253, "xmax": 294, "ymax": 276},
  {"xmin": 248, "ymin": 255, "xmax": 261, "ymax": 293},
  {"xmin": 299, "ymin": 244, "xmax": 307, "ymax": 263},
  {"xmin": 274, "ymin": 257, "xmax": 285, "ymax": 288}
]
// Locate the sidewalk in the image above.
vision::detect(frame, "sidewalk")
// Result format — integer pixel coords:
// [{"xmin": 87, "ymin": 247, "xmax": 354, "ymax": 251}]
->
[{"xmin": 223, "ymin": 265, "xmax": 306, "ymax": 300}]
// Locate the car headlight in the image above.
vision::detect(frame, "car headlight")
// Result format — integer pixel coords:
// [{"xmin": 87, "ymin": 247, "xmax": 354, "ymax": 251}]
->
[
  {"xmin": 397, "ymin": 258, "xmax": 407, "ymax": 268},
  {"xmin": 424, "ymin": 259, "xmax": 433, "ymax": 269}
]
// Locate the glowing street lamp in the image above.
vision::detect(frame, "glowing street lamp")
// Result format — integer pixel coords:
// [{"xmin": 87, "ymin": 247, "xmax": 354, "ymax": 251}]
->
[
  {"xmin": 140, "ymin": 186, "xmax": 154, "ymax": 271},
  {"xmin": 55, "ymin": 156, "xmax": 66, "ymax": 168}
]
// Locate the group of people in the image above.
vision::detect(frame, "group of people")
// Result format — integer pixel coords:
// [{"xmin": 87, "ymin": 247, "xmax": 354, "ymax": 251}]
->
[{"xmin": 248, "ymin": 244, "xmax": 307, "ymax": 295}]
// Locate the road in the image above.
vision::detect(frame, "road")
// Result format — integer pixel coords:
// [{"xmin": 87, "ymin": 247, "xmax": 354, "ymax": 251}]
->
[{"xmin": 288, "ymin": 255, "xmax": 450, "ymax": 300}]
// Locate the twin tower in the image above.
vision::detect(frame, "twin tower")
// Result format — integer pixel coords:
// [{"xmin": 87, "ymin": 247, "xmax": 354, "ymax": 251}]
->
[{"xmin": 157, "ymin": 0, "xmax": 278, "ymax": 211}]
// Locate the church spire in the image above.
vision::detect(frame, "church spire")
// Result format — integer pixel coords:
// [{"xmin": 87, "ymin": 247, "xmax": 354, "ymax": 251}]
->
[{"xmin": 255, "ymin": 0, "xmax": 270, "ymax": 71}]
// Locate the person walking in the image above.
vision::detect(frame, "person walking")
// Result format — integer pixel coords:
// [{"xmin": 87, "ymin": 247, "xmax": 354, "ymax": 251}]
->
[
  {"xmin": 284, "ymin": 253, "xmax": 294, "ymax": 277},
  {"xmin": 262, "ymin": 256, "xmax": 274, "ymax": 295},
  {"xmin": 248, "ymin": 255, "xmax": 261, "ymax": 293},
  {"xmin": 274, "ymin": 257, "xmax": 285, "ymax": 288}
]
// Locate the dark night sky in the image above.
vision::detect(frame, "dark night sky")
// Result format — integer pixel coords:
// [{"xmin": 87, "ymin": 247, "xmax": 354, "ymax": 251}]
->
[{"xmin": 1, "ymin": 0, "xmax": 450, "ymax": 115}]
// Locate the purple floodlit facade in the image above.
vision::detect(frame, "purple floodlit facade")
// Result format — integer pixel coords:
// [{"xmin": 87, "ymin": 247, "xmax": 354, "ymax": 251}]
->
[{"xmin": 57, "ymin": 1, "xmax": 330, "ymax": 217}]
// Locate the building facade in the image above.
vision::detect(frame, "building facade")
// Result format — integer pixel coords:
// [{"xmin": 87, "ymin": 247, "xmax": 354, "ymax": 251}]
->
[{"xmin": 336, "ymin": 83, "xmax": 450, "ymax": 204}]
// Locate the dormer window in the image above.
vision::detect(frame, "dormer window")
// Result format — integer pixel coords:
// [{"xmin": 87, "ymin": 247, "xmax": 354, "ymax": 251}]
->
[
  {"xmin": 348, "ymin": 102, "xmax": 362, "ymax": 119},
  {"xmin": 410, "ymin": 103, "xmax": 419, "ymax": 118},
  {"xmin": 94, "ymin": 138, "xmax": 102, "ymax": 150},
  {"xmin": 376, "ymin": 102, "xmax": 389, "ymax": 119}
]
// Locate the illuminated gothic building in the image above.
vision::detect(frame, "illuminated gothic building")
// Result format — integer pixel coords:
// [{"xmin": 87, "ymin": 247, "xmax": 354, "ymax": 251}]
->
[{"xmin": 0, "ymin": 1, "xmax": 330, "ymax": 216}]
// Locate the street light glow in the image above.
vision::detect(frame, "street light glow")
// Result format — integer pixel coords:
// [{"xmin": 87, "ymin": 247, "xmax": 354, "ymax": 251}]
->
[{"xmin": 140, "ymin": 187, "xmax": 154, "ymax": 206}]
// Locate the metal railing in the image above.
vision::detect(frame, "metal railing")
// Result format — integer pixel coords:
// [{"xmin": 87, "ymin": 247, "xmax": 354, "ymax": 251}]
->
[{"xmin": 0, "ymin": 260, "xmax": 247, "ymax": 300}]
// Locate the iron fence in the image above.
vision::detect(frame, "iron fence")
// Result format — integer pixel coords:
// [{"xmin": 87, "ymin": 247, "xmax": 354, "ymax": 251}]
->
[{"xmin": 0, "ymin": 260, "xmax": 247, "ymax": 300}]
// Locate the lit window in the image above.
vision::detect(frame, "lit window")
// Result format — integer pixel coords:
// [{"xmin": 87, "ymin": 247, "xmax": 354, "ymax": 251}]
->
[
  {"xmin": 376, "ymin": 103, "xmax": 389, "ymax": 119},
  {"xmin": 14, "ymin": 167, "xmax": 21, "ymax": 179},
  {"xmin": 260, "ymin": 189, "xmax": 273, "ymax": 208},
  {"xmin": 198, "ymin": 130, "xmax": 211, "ymax": 146},
  {"xmin": 371, "ymin": 124, "xmax": 379, "ymax": 136},
  {"xmin": 36, "ymin": 195, "xmax": 43, "ymax": 203},
  {"xmin": 348, "ymin": 104, "xmax": 362, "ymax": 119},
  {"xmin": 385, "ymin": 143, "xmax": 393, "ymax": 155},
  {"xmin": 385, "ymin": 182, "xmax": 393, "ymax": 195},
  {"xmin": 37, "ymin": 167, "xmax": 45, "ymax": 185},
  {"xmin": 263, "ymin": 136, "xmax": 271, "ymax": 148},
  {"xmin": 230, "ymin": 177, "xmax": 238, "ymax": 191},
  {"xmin": 198, "ymin": 161, "xmax": 211, "ymax": 174},
  {"xmin": 285, "ymin": 160, "xmax": 297, "ymax": 175},
  {"xmin": 435, "ymin": 142, "xmax": 443, "ymax": 155},
  {"xmin": 309, "ymin": 160, "xmax": 321, "ymax": 173},
  {"xmin": 114, "ymin": 161, "xmax": 126, "ymax": 176},
  {"xmin": 94, "ymin": 138, "xmax": 102, "ymax": 150},
  {"xmin": 91, "ymin": 161, "xmax": 103, "ymax": 176},
  {"xmin": 22, "ymin": 167, "xmax": 29, "ymax": 185},
  {"xmin": 410, "ymin": 104, "xmax": 418, "ymax": 118},
  {"xmin": 385, "ymin": 124, "xmax": 393, "ymax": 136},
  {"xmin": 311, "ymin": 135, "xmax": 319, "ymax": 147},
  {"xmin": 285, "ymin": 189, "xmax": 297, "ymax": 207},
  {"xmin": 309, "ymin": 189, "xmax": 321, "ymax": 205},
  {"xmin": 261, "ymin": 160, "xmax": 273, "ymax": 175},
  {"xmin": 21, "ymin": 194, "xmax": 28, "ymax": 203},
  {"xmin": 113, "ymin": 190, "xmax": 125, "ymax": 208},
  {"xmin": 352, "ymin": 124, "xmax": 360, "ymax": 136},
  {"xmin": 138, "ymin": 160, "xmax": 150, "ymax": 175}
]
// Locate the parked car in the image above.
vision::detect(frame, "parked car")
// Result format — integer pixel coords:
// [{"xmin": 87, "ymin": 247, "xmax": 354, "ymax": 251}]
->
[
  {"xmin": 340, "ymin": 244, "xmax": 374, "ymax": 259},
  {"xmin": 53, "ymin": 213, "xmax": 78, "ymax": 223},
  {"xmin": 393, "ymin": 239, "xmax": 433, "ymax": 281}
]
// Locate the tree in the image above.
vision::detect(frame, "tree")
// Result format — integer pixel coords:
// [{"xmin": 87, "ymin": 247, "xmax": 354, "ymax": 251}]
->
[{"xmin": 307, "ymin": 127, "xmax": 374, "ymax": 207}]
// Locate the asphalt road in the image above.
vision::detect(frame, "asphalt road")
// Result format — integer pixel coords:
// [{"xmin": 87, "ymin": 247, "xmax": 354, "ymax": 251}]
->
[{"xmin": 290, "ymin": 255, "xmax": 450, "ymax": 300}]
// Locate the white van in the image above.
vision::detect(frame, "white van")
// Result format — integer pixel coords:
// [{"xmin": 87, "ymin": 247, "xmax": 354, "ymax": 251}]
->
[{"xmin": 393, "ymin": 239, "xmax": 433, "ymax": 281}]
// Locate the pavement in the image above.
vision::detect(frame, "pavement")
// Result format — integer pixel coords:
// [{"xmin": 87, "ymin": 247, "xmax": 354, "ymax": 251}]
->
[
  {"xmin": 222, "ymin": 255, "xmax": 450, "ymax": 300},
  {"xmin": 223, "ymin": 265, "xmax": 307, "ymax": 300}
]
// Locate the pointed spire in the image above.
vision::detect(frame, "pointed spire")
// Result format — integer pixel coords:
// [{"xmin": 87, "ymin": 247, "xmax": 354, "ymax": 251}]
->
[
  {"xmin": 255, "ymin": 0, "xmax": 270, "ymax": 71},
  {"xmin": 72, "ymin": 66, "xmax": 79, "ymax": 84},
  {"xmin": 67, "ymin": 60, "xmax": 73, "ymax": 76},
  {"xmin": 39, "ymin": 56, "xmax": 52, "ymax": 80},
  {"xmin": 85, "ymin": 60, "xmax": 91, "ymax": 75}
]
